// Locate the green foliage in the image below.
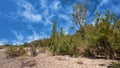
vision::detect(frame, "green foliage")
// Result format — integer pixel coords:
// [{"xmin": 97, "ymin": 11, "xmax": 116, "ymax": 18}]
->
[
  {"xmin": 51, "ymin": 21, "xmax": 58, "ymax": 38},
  {"xmin": 5, "ymin": 47, "xmax": 26, "ymax": 58},
  {"xmin": 74, "ymin": 10, "xmax": 120, "ymax": 59},
  {"xmin": 25, "ymin": 9, "xmax": 119, "ymax": 59},
  {"xmin": 48, "ymin": 22, "xmax": 79, "ymax": 57},
  {"xmin": 111, "ymin": 62, "xmax": 120, "ymax": 68},
  {"xmin": 22, "ymin": 43, "xmax": 30, "ymax": 47},
  {"xmin": 5, "ymin": 1, "xmax": 119, "ymax": 60},
  {"xmin": 51, "ymin": 35, "xmax": 78, "ymax": 56},
  {"xmin": 72, "ymin": 0, "xmax": 89, "ymax": 40}
]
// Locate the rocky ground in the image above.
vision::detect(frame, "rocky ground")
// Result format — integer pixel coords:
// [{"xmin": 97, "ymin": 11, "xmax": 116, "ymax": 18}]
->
[{"xmin": 0, "ymin": 49, "xmax": 118, "ymax": 68}]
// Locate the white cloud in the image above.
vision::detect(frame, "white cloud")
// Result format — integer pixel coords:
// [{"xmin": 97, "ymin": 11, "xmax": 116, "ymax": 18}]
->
[
  {"xmin": 39, "ymin": 0, "xmax": 63, "ymax": 25},
  {"xmin": 7, "ymin": 0, "xmax": 75, "ymax": 45},
  {"xmin": 0, "ymin": 39, "xmax": 7, "ymax": 45},
  {"xmin": 12, "ymin": 0, "xmax": 42, "ymax": 23},
  {"xmin": 11, "ymin": 30, "xmax": 47, "ymax": 45},
  {"xmin": 97, "ymin": 0, "xmax": 109, "ymax": 9},
  {"xmin": 59, "ymin": 14, "xmax": 69, "ymax": 21},
  {"xmin": 41, "ymin": 9, "xmax": 55, "ymax": 25},
  {"xmin": 91, "ymin": 20, "xmax": 96, "ymax": 25},
  {"xmin": 40, "ymin": 0, "xmax": 68, "ymax": 13},
  {"xmin": 64, "ymin": 28, "xmax": 69, "ymax": 35},
  {"xmin": 22, "ymin": 11, "xmax": 42, "ymax": 23},
  {"xmin": 27, "ymin": 31, "xmax": 46, "ymax": 42},
  {"xmin": 14, "ymin": 0, "xmax": 34, "ymax": 11},
  {"xmin": 50, "ymin": 1, "xmax": 61, "ymax": 10},
  {"xmin": 11, "ymin": 30, "xmax": 24, "ymax": 41},
  {"xmin": 12, "ymin": 40, "xmax": 24, "ymax": 45},
  {"xmin": 45, "ymin": 13, "xmax": 54, "ymax": 25},
  {"xmin": 11, "ymin": 30, "xmax": 24, "ymax": 45},
  {"xmin": 27, "ymin": 32, "xmax": 40, "ymax": 42},
  {"xmin": 40, "ymin": 0, "xmax": 47, "ymax": 8}
]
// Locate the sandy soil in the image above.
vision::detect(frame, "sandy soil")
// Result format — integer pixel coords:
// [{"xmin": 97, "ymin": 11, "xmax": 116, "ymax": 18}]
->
[
  {"xmin": 0, "ymin": 49, "xmax": 118, "ymax": 68},
  {"xmin": 0, "ymin": 49, "xmax": 21, "ymax": 68}
]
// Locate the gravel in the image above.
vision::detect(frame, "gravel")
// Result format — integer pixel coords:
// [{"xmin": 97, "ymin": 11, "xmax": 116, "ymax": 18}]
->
[
  {"xmin": 0, "ymin": 49, "xmax": 117, "ymax": 68},
  {"xmin": 0, "ymin": 49, "xmax": 21, "ymax": 68}
]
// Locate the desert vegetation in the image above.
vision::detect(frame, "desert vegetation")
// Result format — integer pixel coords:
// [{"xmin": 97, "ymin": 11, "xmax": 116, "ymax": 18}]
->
[{"xmin": 0, "ymin": 0, "xmax": 120, "ymax": 68}]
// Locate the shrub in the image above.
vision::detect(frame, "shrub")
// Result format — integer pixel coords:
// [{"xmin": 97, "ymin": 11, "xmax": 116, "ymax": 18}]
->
[
  {"xmin": 0, "ymin": 46, "xmax": 3, "ymax": 49},
  {"xmin": 5, "ymin": 47, "xmax": 26, "ymax": 58},
  {"xmin": 48, "ymin": 22, "xmax": 79, "ymax": 57},
  {"xmin": 49, "ymin": 35, "xmax": 79, "ymax": 57},
  {"xmin": 30, "ymin": 46, "xmax": 38, "ymax": 57},
  {"xmin": 111, "ymin": 62, "xmax": 120, "ymax": 68}
]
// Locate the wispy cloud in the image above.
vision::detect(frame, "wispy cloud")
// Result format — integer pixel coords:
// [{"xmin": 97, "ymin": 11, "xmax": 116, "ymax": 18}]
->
[
  {"xmin": 40, "ymin": 0, "xmax": 62, "ymax": 10},
  {"xmin": 22, "ymin": 11, "xmax": 42, "ymax": 23},
  {"xmin": 26, "ymin": 31, "xmax": 47, "ymax": 42},
  {"xmin": 11, "ymin": 30, "xmax": 24, "ymax": 41},
  {"xmin": 12, "ymin": 40, "xmax": 24, "ymax": 45},
  {"xmin": 39, "ymin": 0, "xmax": 62, "ymax": 25},
  {"xmin": 11, "ymin": 30, "xmax": 47, "ymax": 45},
  {"xmin": 11, "ymin": 30, "xmax": 24, "ymax": 45},
  {"xmin": 40, "ymin": 0, "xmax": 47, "ymax": 8},
  {"xmin": 44, "ymin": 13, "xmax": 55, "ymax": 25},
  {"xmin": 27, "ymin": 31, "xmax": 40, "ymax": 42},
  {"xmin": 59, "ymin": 14, "xmax": 69, "ymax": 21},
  {"xmin": 12, "ymin": 0, "xmax": 42, "ymax": 23},
  {"xmin": 99, "ymin": 0, "xmax": 109, "ymax": 6},
  {"xmin": 3, "ymin": 0, "xmax": 119, "ymax": 45},
  {"xmin": 0, "ymin": 39, "xmax": 8, "ymax": 45},
  {"xmin": 0, "ymin": 12, "xmax": 18, "ymax": 22},
  {"xmin": 50, "ymin": 0, "xmax": 62, "ymax": 10},
  {"xmin": 94, "ymin": 0, "xmax": 109, "ymax": 11},
  {"xmin": 94, "ymin": 0, "xmax": 120, "ymax": 18}
]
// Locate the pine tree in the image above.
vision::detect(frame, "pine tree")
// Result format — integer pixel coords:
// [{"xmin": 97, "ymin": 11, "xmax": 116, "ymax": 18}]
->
[{"xmin": 51, "ymin": 21, "xmax": 58, "ymax": 38}]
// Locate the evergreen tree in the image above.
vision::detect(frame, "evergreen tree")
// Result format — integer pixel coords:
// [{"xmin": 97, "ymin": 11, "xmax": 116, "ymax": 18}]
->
[{"xmin": 51, "ymin": 21, "xmax": 58, "ymax": 38}]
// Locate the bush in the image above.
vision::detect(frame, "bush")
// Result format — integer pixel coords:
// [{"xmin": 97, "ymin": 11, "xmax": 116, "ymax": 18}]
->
[
  {"xmin": 49, "ymin": 35, "xmax": 79, "ymax": 57},
  {"xmin": 30, "ymin": 46, "xmax": 38, "ymax": 57},
  {"xmin": 111, "ymin": 62, "xmax": 120, "ymax": 68},
  {"xmin": 5, "ymin": 47, "xmax": 26, "ymax": 58},
  {"xmin": 84, "ymin": 46, "xmax": 96, "ymax": 57},
  {"xmin": 0, "ymin": 46, "xmax": 3, "ymax": 49}
]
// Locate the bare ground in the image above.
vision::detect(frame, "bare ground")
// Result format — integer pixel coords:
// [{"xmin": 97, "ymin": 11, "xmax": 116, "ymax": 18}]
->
[{"xmin": 0, "ymin": 49, "xmax": 118, "ymax": 68}]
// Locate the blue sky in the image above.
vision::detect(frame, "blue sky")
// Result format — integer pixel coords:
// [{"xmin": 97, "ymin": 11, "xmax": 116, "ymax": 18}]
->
[{"xmin": 0, "ymin": 0, "xmax": 120, "ymax": 45}]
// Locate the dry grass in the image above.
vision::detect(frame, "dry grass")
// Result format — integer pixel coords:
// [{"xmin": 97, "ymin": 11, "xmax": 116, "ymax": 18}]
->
[
  {"xmin": 76, "ymin": 58, "xmax": 83, "ymax": 64},
  {"xmin": 45, "ymin": 50, "xmax": 53, "ymax": 56},
  {"xmin": 0, "ymin": 46, "xmax": 4, "ymax": 49},
  {"xmin": 5, "ymin": 47, "xmax": 27, "ymax": 58}
]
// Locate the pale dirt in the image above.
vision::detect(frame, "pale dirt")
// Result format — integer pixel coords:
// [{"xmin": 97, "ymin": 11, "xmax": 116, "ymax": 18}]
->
[{"xmin": 0, "ymin": 49, "xmax": 118, "ymax": 68}]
